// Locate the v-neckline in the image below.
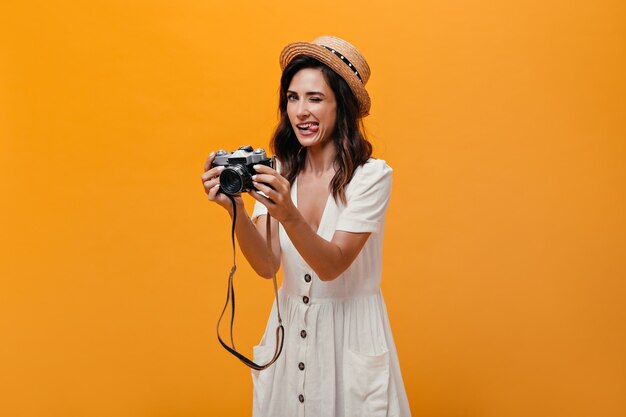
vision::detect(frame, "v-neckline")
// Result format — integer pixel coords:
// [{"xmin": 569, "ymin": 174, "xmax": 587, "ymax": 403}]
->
[{"xmin": 293, "ymin": 177, "xmax": 332, "ymax": 235}]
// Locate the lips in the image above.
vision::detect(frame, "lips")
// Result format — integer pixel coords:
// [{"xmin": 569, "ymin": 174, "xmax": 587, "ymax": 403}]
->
[{"xmin": 297, "ymin": 122, "xmax": 319, "ymax": 133}]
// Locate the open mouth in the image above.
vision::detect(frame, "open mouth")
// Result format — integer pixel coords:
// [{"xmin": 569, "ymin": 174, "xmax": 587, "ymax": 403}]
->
[{"xmin": 297, "ymin": 122, "xmax": 319, "ymax": 133}]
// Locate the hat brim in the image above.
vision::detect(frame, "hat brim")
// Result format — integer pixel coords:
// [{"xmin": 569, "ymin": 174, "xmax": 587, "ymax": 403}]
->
[{"xmin": 279, "ymin": 42, "xmax": 371, "ymax": 117}]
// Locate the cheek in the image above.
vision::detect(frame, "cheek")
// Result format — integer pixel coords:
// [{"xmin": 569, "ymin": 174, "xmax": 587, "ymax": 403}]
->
[
  {"xmin": 286, "ymin": 105, "xmax": 297, "ymax": 123},
  {"xmin": 324, "ymin": 107, "xmax": 337, "ymax": 129}
]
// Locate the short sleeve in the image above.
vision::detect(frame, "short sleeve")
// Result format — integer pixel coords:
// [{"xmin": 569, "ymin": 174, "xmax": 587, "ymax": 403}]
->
[
  {"xmin": 251, "ymin": 199, "xmax": 268, "ymax": 223},
  {"xmin": 335, "ymin": 159, "xmax": 393, "ymax": 233}
]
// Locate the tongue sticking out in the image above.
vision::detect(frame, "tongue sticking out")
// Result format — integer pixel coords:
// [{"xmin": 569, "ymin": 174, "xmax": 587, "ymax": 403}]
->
[{"xmin": 297, "ymin": 122, "xmax": 319, "ymax": 134}]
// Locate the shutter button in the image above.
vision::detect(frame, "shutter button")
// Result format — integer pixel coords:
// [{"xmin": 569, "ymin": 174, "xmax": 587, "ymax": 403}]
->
[{"xmin": 304, "ymin": 273, "xmax": 311, "ymax": 283}]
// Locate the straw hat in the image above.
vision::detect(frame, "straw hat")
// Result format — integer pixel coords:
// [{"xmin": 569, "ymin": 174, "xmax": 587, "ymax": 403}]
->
[{"xmin": 279, "ymin": 36, "xmax": 372, "ymax": 117}]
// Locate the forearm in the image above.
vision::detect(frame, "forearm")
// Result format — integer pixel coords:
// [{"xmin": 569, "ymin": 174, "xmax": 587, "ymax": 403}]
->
[
  {"xmin": 281, "ymin": 214, "xmax": 346, "ymax": 281},
  {"xmin": 228, "ymin": 201, "xmax": 279, "ymax": 278},
  {"xmin": 247, "ymin": 165, "xmax": 367, "ymax": 280}
]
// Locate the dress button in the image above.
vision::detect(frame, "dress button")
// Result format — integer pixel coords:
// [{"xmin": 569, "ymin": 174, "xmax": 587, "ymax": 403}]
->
[
  {"xmin": 304, "ymin": 273, "xmax": 311, "ymax": 283},
  {"xmin": 298, "ymin": 362, "xmax": 305, "ymax": 370},
  {"xmin": 303, "ymin": 296, "xmax": 309, "ymax": 304},
  {"xmin": 300, "ymin": 330, "xmax": 307, "ymax": 338},
  {"xmin": 298, "ymin": 394, "xmax": 305, "ymax": 403}
]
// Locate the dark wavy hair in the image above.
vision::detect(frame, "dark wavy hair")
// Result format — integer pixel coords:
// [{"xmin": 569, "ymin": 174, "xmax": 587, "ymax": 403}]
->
[{"xmin": 270, "ymin": 55, "xmax": 373, "ymax": 204}]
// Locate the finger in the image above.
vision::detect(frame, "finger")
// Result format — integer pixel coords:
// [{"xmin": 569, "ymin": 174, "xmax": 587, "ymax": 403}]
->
[
  {"xmin": 201, "ymin": 165, "xmax": 225, "ymax": 182},
  {"xmin": 248, "ymin": 189, "xmax": 275, "ymax": 206},
  {"xmin": 207, "ymin": 183, "xmax": 220, "ymax": 200},
  {"xmin": 251, "ymin": 173, "xmax": 280, "ymax": 187},
  {"xmin": 253, "ymin": 167, "xmax": 289, "ymax": 190},
  {"xmin": 252, "ymin": 164, "xmax": 277, "ymax": 175},
  {"xmin": 252, "ymin": 181, "xmax": 277, "ymax": 200},
  {"xmin": 203, "ymin": 178, "xmax": 219, "ymax": 193},
  {"xmin": 203, "ymin": 152, "xmax": 216, "ymax": 171}
]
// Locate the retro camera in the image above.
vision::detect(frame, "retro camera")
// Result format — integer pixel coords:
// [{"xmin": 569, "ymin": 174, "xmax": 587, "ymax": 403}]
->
[{"xmin": 212, "ymin": 145, "xmax": 274, "ymax": 195}]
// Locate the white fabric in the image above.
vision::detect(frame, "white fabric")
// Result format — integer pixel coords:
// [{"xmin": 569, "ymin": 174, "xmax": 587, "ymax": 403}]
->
[{"xmin": 250, "ymin": 158, "xmax": 411, "ymax": 417}]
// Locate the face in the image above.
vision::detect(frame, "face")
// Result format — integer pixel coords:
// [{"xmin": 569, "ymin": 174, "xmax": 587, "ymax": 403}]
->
[{"xmin": 286, "ymin": 68, "xmax": 337, "ymax": 148}]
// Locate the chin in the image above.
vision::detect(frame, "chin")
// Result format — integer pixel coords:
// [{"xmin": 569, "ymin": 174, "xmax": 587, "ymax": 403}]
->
[
  {"xmin": 296, "ymin": 133, "xmax": 332, "ymax": 149},
  {"xmin": 298, "ymin": 138, "xmax": 326, "ymax": 149}
]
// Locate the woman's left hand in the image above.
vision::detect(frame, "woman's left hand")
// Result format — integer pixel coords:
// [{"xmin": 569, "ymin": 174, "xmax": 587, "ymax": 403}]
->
[{"xmin": 248, "ymin": 164, "xmax": 298, "ymax": 223}]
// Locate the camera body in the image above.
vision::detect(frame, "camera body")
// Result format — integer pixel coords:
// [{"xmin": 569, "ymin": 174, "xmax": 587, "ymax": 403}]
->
[{"xmin": 212, "ymin": 145, "xmax": 274, "ymax": 195}]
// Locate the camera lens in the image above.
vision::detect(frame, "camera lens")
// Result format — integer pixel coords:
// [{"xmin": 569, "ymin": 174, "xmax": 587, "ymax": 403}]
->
[{"xmin": 220, "ymin": 165, "xmax": 251, "ymax": 195}]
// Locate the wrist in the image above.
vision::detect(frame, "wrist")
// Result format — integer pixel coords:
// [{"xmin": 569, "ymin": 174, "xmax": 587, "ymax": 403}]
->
[
  {"xmin": 224, "ymin": 196, "xmax": 245, "ymax": 217},
  {"xmin": 281, "ymin": 209, "xmax": 305, "ymax": 229}
]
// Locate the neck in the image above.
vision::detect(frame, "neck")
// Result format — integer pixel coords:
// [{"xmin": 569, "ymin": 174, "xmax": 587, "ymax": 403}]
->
[{"xmin": 303, "ymin": 140, "xmax": 336, "ymax": 176}]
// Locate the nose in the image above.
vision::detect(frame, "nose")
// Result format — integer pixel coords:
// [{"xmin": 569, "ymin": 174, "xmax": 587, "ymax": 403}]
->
[{"xmin": 296, "ymin": 101, "xmax": 310, "ymax": 119}]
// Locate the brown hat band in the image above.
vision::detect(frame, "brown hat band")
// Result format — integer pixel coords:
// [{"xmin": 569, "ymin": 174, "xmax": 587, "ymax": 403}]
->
[{"xmin": 320, "ymin": 45, "xmax": 363, "ymax": 82}]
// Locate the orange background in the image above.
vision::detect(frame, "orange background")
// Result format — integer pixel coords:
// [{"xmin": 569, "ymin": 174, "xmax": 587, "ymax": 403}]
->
[{"xmin": 1, "ymin": 0, "xmax": 625, "ymax": 416}]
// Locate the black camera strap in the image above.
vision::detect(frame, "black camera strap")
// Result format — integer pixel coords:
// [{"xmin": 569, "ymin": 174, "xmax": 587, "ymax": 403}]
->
[{"xmin": 216, "ymin": 194, "xmax": 284, "ymax": 370}]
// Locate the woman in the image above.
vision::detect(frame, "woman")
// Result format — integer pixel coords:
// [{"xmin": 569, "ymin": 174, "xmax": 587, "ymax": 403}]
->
[{"xmin": 202, "ymin": 36, "xmax": 411, "ymax": 417}]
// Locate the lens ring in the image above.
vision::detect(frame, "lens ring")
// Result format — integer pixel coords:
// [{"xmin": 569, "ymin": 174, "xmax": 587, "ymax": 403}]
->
[{"xmin": 220, "ymin": 166, "xmax": 248, "ymax": 195}]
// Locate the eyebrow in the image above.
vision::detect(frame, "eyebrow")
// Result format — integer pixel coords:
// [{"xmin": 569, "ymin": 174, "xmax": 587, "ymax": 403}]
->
[{"xmin": 287, "ymin": 90, "xmax": 326, "ymax": 97}]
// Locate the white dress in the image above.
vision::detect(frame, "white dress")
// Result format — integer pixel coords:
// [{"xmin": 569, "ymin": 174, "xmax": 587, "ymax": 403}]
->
[{"xmin": 250, "ymin": 158, "xmax": 411, "ymax": 417}]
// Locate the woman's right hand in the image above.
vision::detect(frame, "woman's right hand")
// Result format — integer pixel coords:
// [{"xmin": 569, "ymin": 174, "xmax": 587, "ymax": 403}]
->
[{"xmin": 201, "ymin": 152, "xmax": 243, "ymax": 212}]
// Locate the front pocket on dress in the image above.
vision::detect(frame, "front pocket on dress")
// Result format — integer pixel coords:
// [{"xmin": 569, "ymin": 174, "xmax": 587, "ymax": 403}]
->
[
  {"xmin": 251, "ymin": 344, "xmax": 275, "ymax": 416},
  {"xmin": 344, "ymin": 348, "xmax": 390, "ymax": 417}
]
